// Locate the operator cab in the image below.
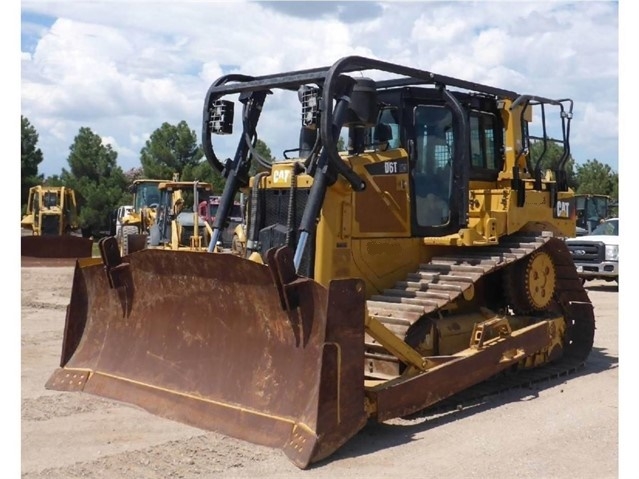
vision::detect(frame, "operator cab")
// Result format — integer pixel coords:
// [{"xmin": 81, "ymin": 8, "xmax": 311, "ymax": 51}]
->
[
  {"xmin": 131, "ymin": 182, "xmax": 161, "ymax": 210},
  {"xmin": 43, "ymin": 191, "xmax": 61, "ymax": 208},
  {"xmin": 366, "ymin": 87, "xmax": 505, "ymax": 238}
]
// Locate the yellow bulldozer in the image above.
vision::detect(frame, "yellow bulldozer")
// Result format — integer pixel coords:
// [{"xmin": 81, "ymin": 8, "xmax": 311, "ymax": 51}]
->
[
  {"xmin": 21, "ymin": 185, "xmax": 93, "ymax": 258},
  {"xmin": 46, "ymin": 57, "xmax": 594, "ymax": 469}
]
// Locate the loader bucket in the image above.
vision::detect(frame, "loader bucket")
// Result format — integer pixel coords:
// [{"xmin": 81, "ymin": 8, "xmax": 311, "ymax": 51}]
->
[
  {"xmin": 21, "ymin": 235, "xmax": 94, "ymax": 259},
  {"xmin": 46, "ymin": 246, "xmax": 368, "ymax": 468}
]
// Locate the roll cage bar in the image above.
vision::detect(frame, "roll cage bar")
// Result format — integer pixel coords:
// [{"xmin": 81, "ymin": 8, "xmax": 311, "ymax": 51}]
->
[{"xmin": 202, "ymin": 56, "xmax": 572, "ymax": 259}]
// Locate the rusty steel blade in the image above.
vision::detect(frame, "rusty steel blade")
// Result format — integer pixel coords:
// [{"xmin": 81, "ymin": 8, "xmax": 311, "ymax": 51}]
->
[
  {"xmin": 21, "ymin": 235, "xmax": 93, "ymax": 259},
  {"xmin": 45, "ymin": 248, "xmax": 368, "ymax": 468}
]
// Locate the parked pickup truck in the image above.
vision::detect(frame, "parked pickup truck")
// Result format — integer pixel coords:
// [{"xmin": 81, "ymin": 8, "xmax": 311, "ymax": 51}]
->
[
  {"xmin": 565, "ymin": 218, "xmax": 619, "ymax": 284},
  {"xmin": 198, "ymin": 196, "xmax": 243, "ymax": 248},
  {"xmin": 108, "ymin": 205, "xmax": 134, "ymax": 237}
]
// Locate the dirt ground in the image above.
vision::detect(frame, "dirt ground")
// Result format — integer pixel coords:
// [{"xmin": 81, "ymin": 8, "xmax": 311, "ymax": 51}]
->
[{"xmin": 20, "ymin": 262, "xmax": 620, "ymax": 479}]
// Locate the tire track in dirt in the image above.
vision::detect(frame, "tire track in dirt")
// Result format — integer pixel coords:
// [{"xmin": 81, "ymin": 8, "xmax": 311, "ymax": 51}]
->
[
  {"xmin": 21, "ymin": 435, "xmax": 273, "ymax": 479},
  {"xmin": 22, "ymin": 394, "xmax": 118, "ymax": 422},
  {"xmin": 22, "ymin": 300, "xmax": 68, "ymax": 311}
]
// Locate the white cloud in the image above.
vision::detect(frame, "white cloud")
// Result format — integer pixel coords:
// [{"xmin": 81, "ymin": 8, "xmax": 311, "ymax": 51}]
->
[
  {"xmin": 571, "ymin": 101, "xmax": 619, "ymax": 162},
  {"xmin": 20, "ymin": 1, "xmax": 619, "ymax": 176},
  {"xmin": 100, "ymin": 135, "xmax": 117, "ymax": 148},
  {"xmin": 472, "ymin": 28, "xmax": 508, "ymax": 67}
]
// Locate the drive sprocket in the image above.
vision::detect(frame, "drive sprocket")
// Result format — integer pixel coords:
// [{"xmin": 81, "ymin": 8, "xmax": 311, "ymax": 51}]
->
[{"xmin": 504, "ymin": 249, "xmax": 557, "ymax": 314}]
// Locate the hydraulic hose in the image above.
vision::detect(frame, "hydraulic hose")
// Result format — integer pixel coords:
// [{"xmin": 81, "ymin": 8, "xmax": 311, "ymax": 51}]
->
[
  {"xmin": 293, "ymin": 84, "xmax": 354, "ymax": 272},
  {"xmin": 246, "ymin": 171, "xmax": 269, "ymax": 254},
  {"xmin": 207, "ymin": 91, "xmax": 268, "ymax": 252}
]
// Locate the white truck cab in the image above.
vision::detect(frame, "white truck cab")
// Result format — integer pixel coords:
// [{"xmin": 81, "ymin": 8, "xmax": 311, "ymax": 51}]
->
[
  {"xmin": 565, "ymin": 218, "xmax": 619, "ymax": 284},
  {"xmin": 115, "ymin": 205, "xmax": 134, "ymax": 237}
]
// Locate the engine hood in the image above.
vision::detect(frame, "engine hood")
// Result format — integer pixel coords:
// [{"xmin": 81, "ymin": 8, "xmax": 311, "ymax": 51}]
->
[{"xmin": 566, "ymin": 235, "xmax": 619, "ymax": 246}]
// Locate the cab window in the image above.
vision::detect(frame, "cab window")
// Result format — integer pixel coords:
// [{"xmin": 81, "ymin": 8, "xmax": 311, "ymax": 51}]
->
[
  {"xmin": 469, "ymin": 111, "xmax": 501, "ymax": 177},
  {"xmin": 373, "ymin": 107, "xmax": 401, "ymax": 150},
  {"xmin": 413, "ymin": 105, "xmax": 453, "ymax": 227}
]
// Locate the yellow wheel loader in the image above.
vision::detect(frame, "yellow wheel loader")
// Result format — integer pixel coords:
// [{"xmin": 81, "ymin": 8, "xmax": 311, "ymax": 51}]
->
[
  {"xmin": 21, "ymin": 185, "xmax": 93, "ymax": 258},
  {"xmin": 46, "ymin": 57, "xmax": 594, "ymax": 469},
  {"xmin": 148, "ymin": 180, "xmax": 215, "ymax": 251},
  {"xmin": 117, "ymin": 178, "xmax": 215, "ymax": 254},
  {"xmin": 116, "ymin": 179, "xmax": 163, "ymax": 255}
]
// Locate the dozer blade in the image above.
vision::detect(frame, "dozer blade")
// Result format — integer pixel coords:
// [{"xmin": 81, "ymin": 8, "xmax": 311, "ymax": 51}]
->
[
  {"xmin": 21, "ymin": 235, "xmax": 93, "ymax": 259},
  {"xmin": 45, "ymin": 244, "xmax": 368, "ymax": 469}
]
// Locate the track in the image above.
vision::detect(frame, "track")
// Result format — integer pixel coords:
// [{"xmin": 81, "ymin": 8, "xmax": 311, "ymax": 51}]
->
[
  {"xmin": 420, "ymin": 356, "xmax": 585, "ymax": 416},
  {"xmin": 364, "ymin": 233, "xmax": 596, "ymax": 403}
]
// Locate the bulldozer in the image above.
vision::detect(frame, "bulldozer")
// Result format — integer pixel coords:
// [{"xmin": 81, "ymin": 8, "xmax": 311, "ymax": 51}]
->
[
  {"xmin": 46, "ymin": 57, "xmax": 595, "ymax": 469},
  {"xmin": 21, "ymin": 185, "xmax": 93, "ymax": 258}
]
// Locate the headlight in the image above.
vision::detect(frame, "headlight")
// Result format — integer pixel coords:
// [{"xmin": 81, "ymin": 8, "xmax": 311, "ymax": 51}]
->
[{"xmin": 605, "ymin": 244, "xmax": 619, "ymax": 261}]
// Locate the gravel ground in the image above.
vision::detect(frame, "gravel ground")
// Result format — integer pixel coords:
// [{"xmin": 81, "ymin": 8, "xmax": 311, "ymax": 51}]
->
[{"xmin": 20, "ymin": 265, "xmax": 621, "ymax": 478}]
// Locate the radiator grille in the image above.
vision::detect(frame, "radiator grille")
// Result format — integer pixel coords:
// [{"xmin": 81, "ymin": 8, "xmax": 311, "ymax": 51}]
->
[
  {"xmin": 41, "ymin": 215, "xmax": 61, "ymax": 235},
  {"xmin": 258, "ymin": 187, "xmax": 314, "ymax": 277},
  {"xmin": 566, "ymin": 241, "xmax": 605, "ymax": 263}
]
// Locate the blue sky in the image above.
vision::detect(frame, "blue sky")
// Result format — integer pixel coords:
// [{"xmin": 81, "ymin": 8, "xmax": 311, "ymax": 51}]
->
[{"xmin": 19, "ymin": 1, "xmax": 620, "ymax": 177}]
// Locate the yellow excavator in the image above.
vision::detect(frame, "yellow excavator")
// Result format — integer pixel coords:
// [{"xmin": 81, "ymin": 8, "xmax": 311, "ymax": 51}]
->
[
  {"xmin": 21, "ymin": 185, "xmax": 93, "ymax": 258},
  {"xmin": 46, "ymin": 57, "xmax": 594, "ymax": 469}
]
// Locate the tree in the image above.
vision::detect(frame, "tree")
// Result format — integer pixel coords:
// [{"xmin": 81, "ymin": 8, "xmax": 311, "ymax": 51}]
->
[
  {"xmin": 528, "ymin": 140, "xmax": 577, "ymax": 189},
  {"xmin": 43, "ymin": 174, "xmax": 63, "ymax": 186},
  {"xmin": 124, "ymin": 167, "xmax": 145, "ymax": 183},
  {"xmin": 60, "ymin": 127, "xmax": 129, "ymax": 236},
  {"xmin": 337, "ymin": 135, "xmax": 346, "ymax": 152},
  {"xmin": 575, "ymin": 159, "xmax": 618, "ymax": 199},
  {"xmin": 248, "ymin": 139, "xmax": 274, "ymax": 176},
  {"xmin": 185, "ymin": 138, "xmax": 275, "ymax": 194},
  {"xmin": 186, "ymin": 159, "xmax": 226, "ymax": 194},
  {"xmin": 21, "ymin": 116, "xmax": 44, "ymax": 208},
  {"xmin": 140, "ymin": 121, "xmax": 203, "ymax": 180}
]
